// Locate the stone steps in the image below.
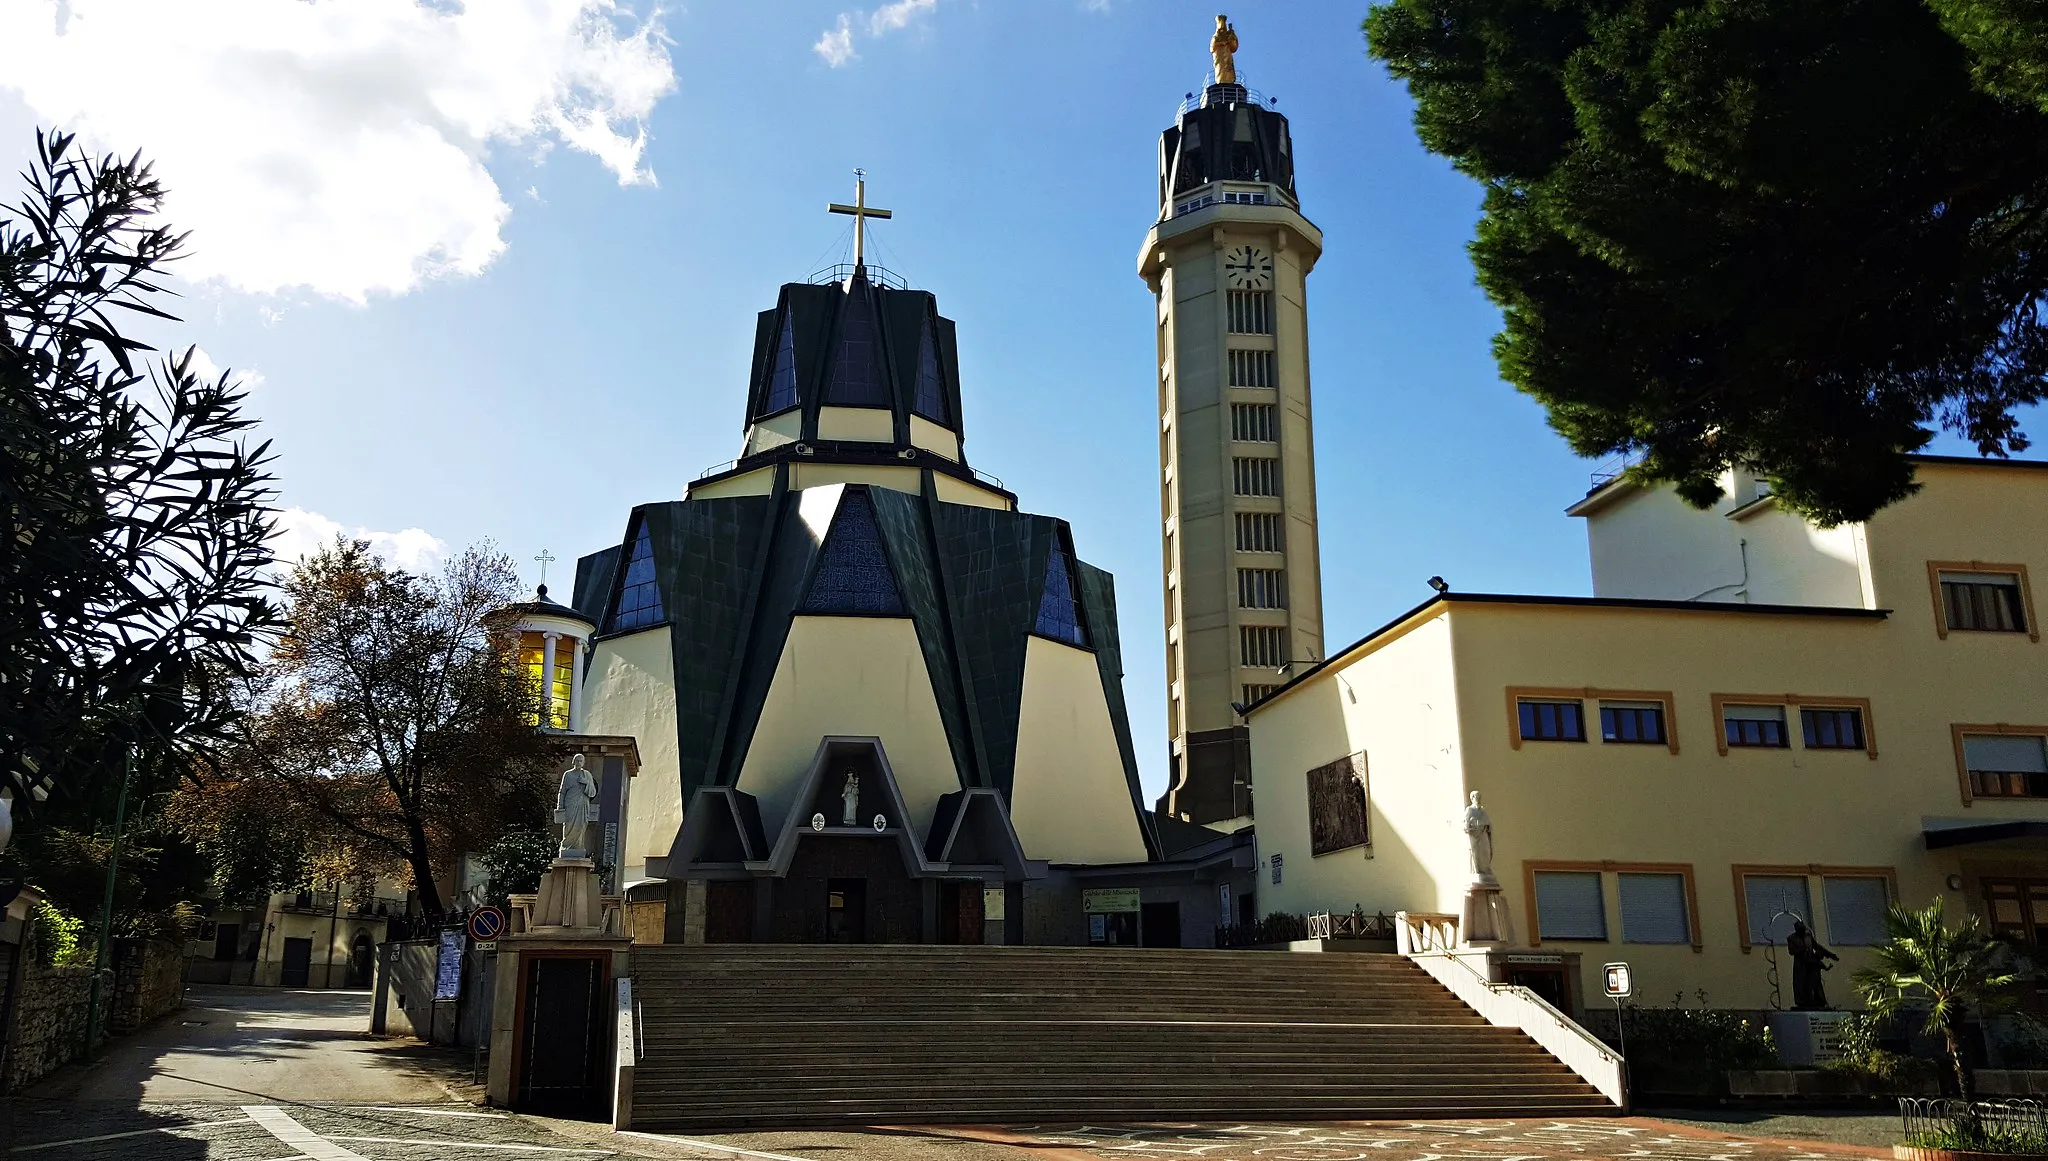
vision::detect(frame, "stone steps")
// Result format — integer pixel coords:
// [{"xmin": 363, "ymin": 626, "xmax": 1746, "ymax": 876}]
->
[{"xmin": 624, "ymin": 944, "xmax": 1613, "ymax": 1129}]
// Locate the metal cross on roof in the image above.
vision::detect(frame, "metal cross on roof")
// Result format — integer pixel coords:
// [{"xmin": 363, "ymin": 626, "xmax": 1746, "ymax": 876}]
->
[
  {"xmin": 828, "ymin": 169, "xmax": 892, "ymax": 271},
  {"xmin": 534, "ymin": 548, "xmax": 556, "ymax": 589}
]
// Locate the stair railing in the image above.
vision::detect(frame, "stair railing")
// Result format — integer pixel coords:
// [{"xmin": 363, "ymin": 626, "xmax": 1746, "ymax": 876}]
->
[{"xmin": 1394, "ymin": 911, "xmax": 1628, "ymax": 1110}]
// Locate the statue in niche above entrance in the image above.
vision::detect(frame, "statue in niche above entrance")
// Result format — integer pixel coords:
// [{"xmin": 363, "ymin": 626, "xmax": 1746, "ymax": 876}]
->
[
  {"xmin": 1463, "ymin": 791, "xmax": 1495, "ymax": 883},
  {"xmin": 841, "ymin": 769, "xmax": 860, "ymax": 827},
  {"xmin": 555, "ymin": 753, "xmax": 599, "ymax": 859},
  {"xmin": 1786, "ymin": 919, "xmax": 1839, "ymax": 1010}
]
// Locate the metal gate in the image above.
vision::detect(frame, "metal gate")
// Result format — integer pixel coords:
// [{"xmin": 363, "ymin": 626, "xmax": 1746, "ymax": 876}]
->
[{"xmin": 515, "ymin": 954, "xmax": 606, "ymax": 1118}]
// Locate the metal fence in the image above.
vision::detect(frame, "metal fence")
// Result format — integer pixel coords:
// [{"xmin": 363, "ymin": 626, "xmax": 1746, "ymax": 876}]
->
[{"xmin": 1901, "ymin": 1097, "xmax": 2048, "ymax": 1143}]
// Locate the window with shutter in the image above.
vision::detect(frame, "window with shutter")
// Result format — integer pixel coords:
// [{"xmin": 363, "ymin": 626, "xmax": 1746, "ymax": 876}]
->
[
  {"xmin": 1743, "ymin": 874, "xmax": 1811, "ymax": 945},
  {"xmin": 1823, "ymin": 876, "xmax": 1890, "ymax": 946},
  {"xmin": 1964, "ymin": 732, "xmax": 2048, "ymax": 798},
  {"xmin": 1724, "ymin": 703, "xmax": 1789, "ymax": 748},
  {"xmin": 1533, "ymin": 871, "xmax": 1607, "ymax": 940},
  {"xmin": 1618, "ymin": 873, "xmax": 1690, "ymax": 944}
]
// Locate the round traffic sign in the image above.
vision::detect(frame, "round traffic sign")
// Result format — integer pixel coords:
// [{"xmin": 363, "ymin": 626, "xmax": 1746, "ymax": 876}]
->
[{"xmin": 468, "ymin": 905, "xmax": 506, "ymax": 941}]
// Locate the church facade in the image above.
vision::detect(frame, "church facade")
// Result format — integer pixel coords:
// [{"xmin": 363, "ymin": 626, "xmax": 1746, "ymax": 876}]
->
[{"xmin": 564, "ymin": 258, "xmax": 1163, "ymax": 945}]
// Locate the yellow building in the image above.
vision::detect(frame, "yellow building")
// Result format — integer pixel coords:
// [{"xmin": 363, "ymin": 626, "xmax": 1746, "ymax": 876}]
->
[{"xmin": 1247, "ymin": 456, "xmax": 2048, "ymax": 1014}]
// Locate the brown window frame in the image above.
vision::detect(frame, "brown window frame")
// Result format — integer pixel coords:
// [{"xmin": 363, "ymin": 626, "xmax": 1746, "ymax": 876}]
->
[
  {"xmin": 1731, "ymin": 863, "xmax": 1897, "ymax": 951},
  {"xmin": 1928, "ymin": 560, "xmax": 2039, "ymax": 642},
  {"xmin": 1950, "ymin": 722, "xmax": 2048, "ymax": 806},
  {"xmin": 1523, "ymin": 860, "xmax": 1702, "ymax": 952},
  {"xmin": 1711, "ymin": 693, "xmax": 1878, "ymax": 759},
  {"xmin": 1506, "ymin": 686, "xmax": 1680, "ymax": 754}
]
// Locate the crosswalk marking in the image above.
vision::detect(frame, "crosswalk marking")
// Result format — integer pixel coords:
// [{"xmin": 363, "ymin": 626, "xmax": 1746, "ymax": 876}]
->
[{"xmin": 241, "ymin": 1105, "xmax": 372, "ymax": 1161}]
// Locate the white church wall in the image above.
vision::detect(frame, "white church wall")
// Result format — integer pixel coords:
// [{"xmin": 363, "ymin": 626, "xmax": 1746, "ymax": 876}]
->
[
  {"xmin": 791, "ymin": 463, "xmax": 922, "ymax": 496},
  {"xmin": 1009, "ymin": 636, "xmax": 1153, "ymax": 866},
  {"xmin": 1578, "ymin": 480, "xmax": 1869, "ymax": 608},
  {"xmin": 742, "ymin": 410, "xmax": 802, "ymax": 456},
  {"xmin": 734, "ymin": 616, "xmax": 961, "ymax": 840},
  {"xmin": 687, "ymin": 468, "xmax": 774, "ymax": 500},
  {"xmin": 1246, "ymin": 611, "xmax": 1467, "ymax": 921},
  {"xmin": 908, "ymin": 415, "xmax": 961, "ymax": 462},
  {"xmin": 581, "ymin": 626, "xmax": 682, "ymax": 881},
  {"xmin": 929, "ymin": 474, "xmax": 1012, "ymax": 511},
  {"xmin": 816, "ymin": 406, "xmax": 894, "ymax": 443}
]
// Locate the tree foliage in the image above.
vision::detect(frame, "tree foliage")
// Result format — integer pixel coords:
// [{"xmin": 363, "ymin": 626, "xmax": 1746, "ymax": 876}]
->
[
  {"xmin": 478, "ymin": 828, "xmax": 557, "ymax": 909},
  {"xmin": 0, "ymin": 130, "xmax": 281, "ymax": 805},
  {"xmin": 211, "ymin": 539, "xmax": 552, "ymax": 919},
  {"xmin": 1364, "ymin": 0, "xmax": 2048, "ymax": 524},
  {"xmin": 1853, "ymin": 900, "xmax": 2021, "ymax": 1099}
]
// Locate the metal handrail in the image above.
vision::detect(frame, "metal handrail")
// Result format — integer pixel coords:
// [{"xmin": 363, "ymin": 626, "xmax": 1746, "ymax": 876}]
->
[
  {"xmin": 808, "ymin": 262, "xmax": 909, "ymax": 291},
  {"xmin": 1177, "ymin": 81, "xmax": 1278, "ymax": 116}
]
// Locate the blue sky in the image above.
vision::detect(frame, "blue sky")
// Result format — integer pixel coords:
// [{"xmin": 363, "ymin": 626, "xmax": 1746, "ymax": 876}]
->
[{"xmin": 0, "ymin": 1, "xmax": 2016, "ymax": 800}]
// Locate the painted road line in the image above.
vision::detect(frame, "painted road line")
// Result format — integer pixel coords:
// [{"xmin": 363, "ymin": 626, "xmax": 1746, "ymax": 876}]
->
[
  {"xmin": 324, "ymin": 1137, "xmax": 612, "ymax": 1153},
  {"xmin": 242, "ymin": 1104, "xmax": 373, "ymax": 1161},
  {"xmin": 619, "ymin": 1133, "xmax": 819, "ymax": 1161},
  {"xmin": 10, "ymin": 1118, "xmax": 252, "ymax": 1153},
  {"xmin": 366, "ymin": 1105, "xmax": 516, "ymax": 1113}
]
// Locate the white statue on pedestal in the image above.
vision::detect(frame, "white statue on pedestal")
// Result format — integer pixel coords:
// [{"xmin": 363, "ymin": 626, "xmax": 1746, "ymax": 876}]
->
[
  {"xmin": 555, "ymin": 754, "xmax": 599, "ymax": 860},
  {"xmin": 1463, "ymin": 790, "xmax": 1495, "ymax": 883},
  {"xmin": 840, "ymin": 770, "xmax": 860, "ymax": 827}
]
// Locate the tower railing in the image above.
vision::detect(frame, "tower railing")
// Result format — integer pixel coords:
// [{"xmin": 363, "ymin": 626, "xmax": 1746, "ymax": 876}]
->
[
  {"xmin": 808, "ymin": 262, "xmax": 910, "ymax": 291},
  {"xmin": 1177, "ymin": 81, "xmax": 1278, "ymax": 116}
]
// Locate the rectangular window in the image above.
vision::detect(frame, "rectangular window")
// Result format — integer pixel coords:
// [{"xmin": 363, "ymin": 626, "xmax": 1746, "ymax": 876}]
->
[
  {"xmin": 1227, "ymin": 290, "xmax": 1274, "ymax": 335},
  {"xmin": 1533, "ymin": 871, "xmax": 1607, "ymax": 941},
  {"xmin": 1236, "ymin": 512, "xmax": 1285, "ymax": 553},
  {"xmin": 1743, "ymin": 874, "xmax": 1812, "ymax": 945},
  {"xmin": 1600, "ymin": 701, "xmax": 1667, "ymax": 745},
  {"xmin": 1237, "ymin": 568, "xmax": 1287, "ymax": 609},
  {"xmin": 1242, "ymin": 684, "xmax": 1279, "ymax": 705},
  {"xmin": 1824, "ymin": 876, "xmax": 1891, "ymax": 946},
  {"xmin": 1228, "ymin": 348, "xmax": 1275, "ymax": 389},
  {"xmin": 1964, "ymin": 732, "xmax": 2048, "ymax": 798},
  {"xmin": 1940, "ymin": 570, "xmax": 2029, "ymax": 634},
  {"xmin": 1240, "ymin": 625, "xmax": 1287, "ymax": 668},
  {"xmin": 1231, "ymin": 402, "xmax": 1277, "ymax": 442},
  {"xmin": 1232, "ymin": 457, "xmax": 1280, "ymax": 497},
  {"xmin": 1724, "ymin": 703, "xmax": 1789, "ymax": 748},
  {"xmin": 1517, "ymin": 699, "xmax": 1586, "ymax": 743},
  {"xmin": 1801, "ymin": 706, "xmax": 1866, "ymax": 750},
  {"xmin": 1305, "ymin": 752, "xmax": 1369, "ymax": 856},
  {"xmin": 1618, "ymin": 873, "xmax": 1691, "ymax": 945}
]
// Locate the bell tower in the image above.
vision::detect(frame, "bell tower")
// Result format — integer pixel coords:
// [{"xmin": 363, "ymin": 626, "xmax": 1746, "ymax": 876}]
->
[{"xmin": 1138, "ymin": 17, "xmax": 1325, "ymax": 826}]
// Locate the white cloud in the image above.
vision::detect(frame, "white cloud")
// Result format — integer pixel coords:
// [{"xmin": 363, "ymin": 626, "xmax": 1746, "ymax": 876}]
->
[
  {"xmin": 815, "ymin": 0, "xmax": 940, "ymax": 67},
  {"xmin": 270, "ymin": 506, "xmax": 448, "ymax": 574},
  {"xmin": 814, "ymin": 15, "xmax": 857, "ymax": 67},
  {"xmin": 184, "ymin": 346, "xmax": 266, "ymax": 393},
  {"xmin": 0, "ymin": 0, "xmax": 677, "ymax": 303}
]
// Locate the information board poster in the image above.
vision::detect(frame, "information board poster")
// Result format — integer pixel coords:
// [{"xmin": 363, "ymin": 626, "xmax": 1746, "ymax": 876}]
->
[{"xmin": 433, "ymin": 929, "xmax": 463, "ymax": 1000}]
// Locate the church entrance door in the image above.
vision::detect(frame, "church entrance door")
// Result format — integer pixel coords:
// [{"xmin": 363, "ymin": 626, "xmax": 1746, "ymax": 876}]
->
[
  {"xmin": 827, "ymin": 879, "xmax": 867, "ymax": 943},
  {"xmin": 937, "ymin": 881, "xmax": 985, "ymax": 945},
  {"xmin": 705, "ymin": 881, "xmax": 755, "ymax": 943},
  {"xmin": 1141, "ymin": 902, "xmax": 1182, "ymax": 949}
]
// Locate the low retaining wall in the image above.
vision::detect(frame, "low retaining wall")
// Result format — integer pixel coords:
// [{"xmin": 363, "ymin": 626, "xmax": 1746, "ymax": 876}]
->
[
  {"xmin": 109, "ymin": 937, "xmax": 185, "ymax": 1035},
  {"xmin": 6, "ymin": 964, "xmax": 99, "ymax": 1091}
]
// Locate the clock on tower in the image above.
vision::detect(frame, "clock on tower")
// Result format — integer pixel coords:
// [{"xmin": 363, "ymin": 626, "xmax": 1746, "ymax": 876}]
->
[{"xmin": 1224, "ymin": 245, "xmax": 1273, "ymax": 290}]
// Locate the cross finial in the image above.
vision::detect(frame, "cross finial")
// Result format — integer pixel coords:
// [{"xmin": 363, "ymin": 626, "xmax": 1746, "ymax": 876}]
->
[
  {"xmin": 828, "ymin": 168, "xmax": 893, "ymax": 271},
  {"xmin": 535, "ymin": 548, "xmax": 556, "ymax": 589}
]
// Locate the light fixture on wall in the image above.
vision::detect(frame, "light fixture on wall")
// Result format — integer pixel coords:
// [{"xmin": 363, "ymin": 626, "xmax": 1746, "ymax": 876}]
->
[{"xmin": 1948, "ymin": 874, "xmax": 1966, "ymax": 891}]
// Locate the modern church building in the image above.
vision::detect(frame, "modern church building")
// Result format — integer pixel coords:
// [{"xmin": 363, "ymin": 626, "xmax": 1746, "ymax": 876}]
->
[{"xmin": 558, "ymin": 237, "xmax": 1233, "ymax": 945}]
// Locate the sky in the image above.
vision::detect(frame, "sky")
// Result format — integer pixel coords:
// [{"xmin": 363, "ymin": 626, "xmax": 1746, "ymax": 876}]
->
[{"xmin": 0, "ymin": 0, "xmax": 2022, "ymax": 802}]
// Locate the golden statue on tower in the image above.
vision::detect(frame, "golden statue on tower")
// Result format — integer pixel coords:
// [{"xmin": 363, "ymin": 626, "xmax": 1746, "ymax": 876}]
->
[{"xmin": 1211, "ymin": 15, "xmax": 1239, "ymax": 85}]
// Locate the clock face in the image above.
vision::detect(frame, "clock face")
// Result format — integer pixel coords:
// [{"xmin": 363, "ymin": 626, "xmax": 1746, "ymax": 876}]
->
[{"xmin": 1225, "ymin": 245, "xmax": 1274, "ymax": 290}]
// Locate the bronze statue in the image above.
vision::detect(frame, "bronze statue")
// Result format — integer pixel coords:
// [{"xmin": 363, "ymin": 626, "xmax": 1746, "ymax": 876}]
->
[
  {"xmin": 1786, "ymin": 919, "xmax": 1839, "ymax": 1010},
  {"xmin": 1211, "ymin": 15, "xmax": 1239, "ymax": 86}
]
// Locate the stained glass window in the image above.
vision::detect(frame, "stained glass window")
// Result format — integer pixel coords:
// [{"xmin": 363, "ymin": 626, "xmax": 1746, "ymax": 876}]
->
[
  {"xmin": 801, "ymin": 490, "xmax": 905, "ymax": 615},
  {"xmin": 825, "ymin": 287, "xmax": 889, "ymax": 407},
  {"xmin": 764, "ymin": 313, "xmax": 798, "ymax": 413},
  {"xmin": 913, "ymin": 322, "xmax": 949, "ymax": 424},
  {"xmin": 1034, "ymin": 539, "xmax": 1089, "ymax": 647},
  {"xmin": 609, "ymin": 521, "xmax": 664, "ymax": 632}
]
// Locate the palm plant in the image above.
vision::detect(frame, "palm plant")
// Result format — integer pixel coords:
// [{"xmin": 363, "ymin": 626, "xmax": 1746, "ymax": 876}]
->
[{"xmin": 1854, "ymin": 900, "xmax": 2023, "ymax": 1100}]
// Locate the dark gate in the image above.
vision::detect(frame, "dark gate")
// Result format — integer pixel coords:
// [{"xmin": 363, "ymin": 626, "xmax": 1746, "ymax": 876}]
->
[
  {"xmin": 280, "ymin": 937, "xmax": 312, "ymax": 987},
  {"xmin": 347, "ymin": 934, "xmax": 375, "ymax": 988},
  {"xmin": 1141, "ymin": 902, "xmax": 1182, "ymax": 949},
  {"xmin": 516, "ymin": 954, "xmax": 607, "ymax": 1118},
  {"xmin": 705, "ymin": 881, "xmax": 754, "ymax": 943}
]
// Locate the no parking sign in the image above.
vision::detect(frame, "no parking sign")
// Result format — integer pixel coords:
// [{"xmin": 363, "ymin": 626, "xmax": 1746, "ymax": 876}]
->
[{"xmin": 468, "ymin": 905, "xmax": 506, "ymax": 943}]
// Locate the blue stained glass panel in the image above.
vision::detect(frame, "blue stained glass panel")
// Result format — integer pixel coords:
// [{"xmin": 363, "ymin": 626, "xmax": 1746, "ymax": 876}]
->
[
  {"xmin": 825, "ymin": 287, "xmax": 889, "ymax": 407},
  {"xmin": 1034, "ymin": 540, "xmax": 1089, "ymax": 647},
  {"xmin": 764, "ymin": 313, "xmax": 797, "ymax": 412},
  {"xmin": 609, "ymin": 521, "xmax": 665, "ymax": 632},
  {"xmin": 913, "ymin": 323, "xmax": 949, "ymax": 424},
  {"xmin": 802, "ymin": 491, "xmax": 905, "ymax": 615}
]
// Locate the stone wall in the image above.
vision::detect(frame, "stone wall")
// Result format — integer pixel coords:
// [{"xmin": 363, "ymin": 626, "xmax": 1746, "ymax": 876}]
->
[
  {"xmin": 5, "ymin": 963, "xmax": 99, "ymax": 1091},
  {"xmin": 108, "ymin": 937, "xmax": 185, "ymax": 1035}
]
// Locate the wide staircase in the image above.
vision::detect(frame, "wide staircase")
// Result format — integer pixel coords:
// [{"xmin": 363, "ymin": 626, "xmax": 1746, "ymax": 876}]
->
[{"xmin": 627, "ymin": 944, "xmax": 1615, "ymax": 1129}]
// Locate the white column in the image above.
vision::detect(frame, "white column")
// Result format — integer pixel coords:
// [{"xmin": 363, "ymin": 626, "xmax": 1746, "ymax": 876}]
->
[
  {"xmin": 540, "ymin": 631, "xmax": 560, "ymax": 730},
  {"xmin": 568, "ymin": 635, "xmax": 587, "ymax": 732}
]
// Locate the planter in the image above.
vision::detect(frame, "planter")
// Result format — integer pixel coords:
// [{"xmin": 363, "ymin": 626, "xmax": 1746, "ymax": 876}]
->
[
  {"xmin": 1728, "ymin": 1069, "xmax": 1941, "ymax": 1097},
  {"xmin": 1894, "ymin": 1148, "xmax": 2048, "ymax": 1161}
]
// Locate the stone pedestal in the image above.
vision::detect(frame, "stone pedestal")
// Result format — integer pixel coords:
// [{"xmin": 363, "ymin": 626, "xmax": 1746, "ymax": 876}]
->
[
  {"xmin": 1462, "ymin": 876, "xmax": 1516, "ymax": 946},
  {"xmin": 533, "ymin": 858, "xmax": 603, "ymax": 931},
  {"xmin": 1769, "ymin": 1009, "xmax": 1852, "ymax": 1066}
]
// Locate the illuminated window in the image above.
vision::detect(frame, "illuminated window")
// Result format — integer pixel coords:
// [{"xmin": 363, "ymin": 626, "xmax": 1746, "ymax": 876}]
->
[{"xmin": 520, "ymin": 632, "xmax": 575, "ymax": 729}]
